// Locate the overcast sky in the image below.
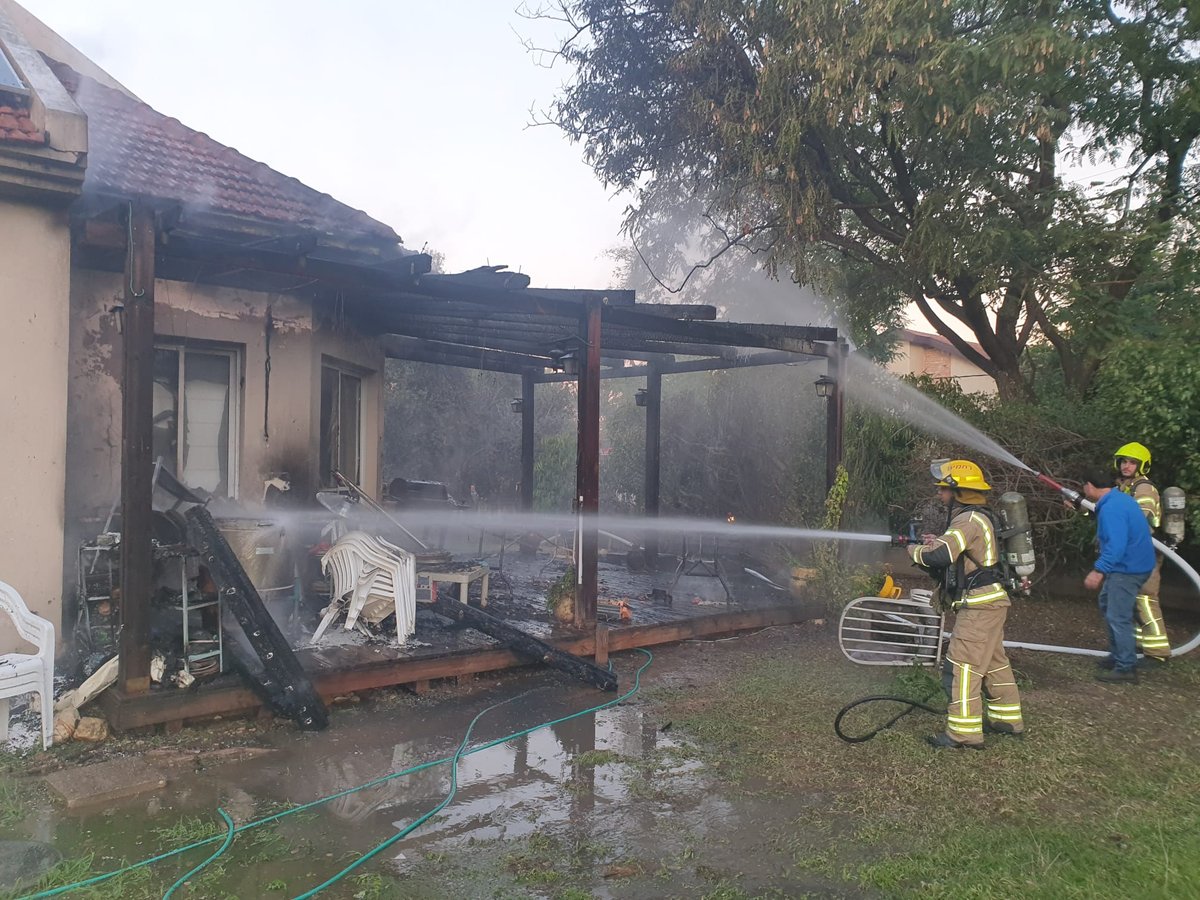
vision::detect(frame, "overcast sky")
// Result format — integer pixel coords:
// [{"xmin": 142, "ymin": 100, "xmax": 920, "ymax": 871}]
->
[{"xmin": 17, "ymin": 0, "xmax": 628, "ymax": 287}]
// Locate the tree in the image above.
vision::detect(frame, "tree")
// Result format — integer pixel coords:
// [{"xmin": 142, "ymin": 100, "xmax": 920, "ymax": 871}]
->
[{"xmin": 529, "ymin": 0, "xmax": 1200, "ymax": 398}]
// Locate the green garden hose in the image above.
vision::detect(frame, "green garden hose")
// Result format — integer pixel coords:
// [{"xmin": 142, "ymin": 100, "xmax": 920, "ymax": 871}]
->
[
  {"xmin": 160, "ymin": 809, "xmax": 234, "ymax": 898},
  {"xmin": 21, "ymin": 649, "xmax": 653, "ymax": 900},
  {"xmin": 290, "ymin": 682, "xmax": 522, "ymax": 898}
]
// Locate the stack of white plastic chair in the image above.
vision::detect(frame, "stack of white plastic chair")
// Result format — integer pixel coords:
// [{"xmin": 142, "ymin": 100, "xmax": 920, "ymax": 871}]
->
[
  {"xmin": 0, "ymin": 581, "xmax": 55, "ymax": 749},
  {"xmin": 314, "ymin": 532, "xmax": 416, "ymax": 645}
]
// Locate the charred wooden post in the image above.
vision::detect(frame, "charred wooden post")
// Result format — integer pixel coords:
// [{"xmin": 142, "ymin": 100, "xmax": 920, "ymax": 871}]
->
[
  {"xmin": 826, "ymin": 339, "xmax": 847, "ymax": 490},
  {"xmin": 574, "ymin": 298, "xmax": 603, "ymax": 628},
  {"xmin": 520, "ymin": 371, "xmax": 535, "ymax": 512},
  {"xmin": 643, "ymin": 364, "xmax": 662, "ymax": 570},
  {"xmin": 431, "ymin": 596, "xmax": 617, "ymax": 691},
  {"xmin": 520, "ymin": 371, "xmax": 537, "ymax": 557},
  {"xmin": 117, "ymin": 204, "xmax": 156, "ymax": 697}
]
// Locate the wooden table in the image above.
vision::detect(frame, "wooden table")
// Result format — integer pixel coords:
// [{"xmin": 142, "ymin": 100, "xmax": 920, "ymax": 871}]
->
[{"xmin": 417, "ymin": 564, "xmax": 490, "ymax": 607}]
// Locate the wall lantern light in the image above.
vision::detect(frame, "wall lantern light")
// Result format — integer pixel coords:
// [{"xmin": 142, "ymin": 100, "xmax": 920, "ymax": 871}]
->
[{"xmin": 814, "ymin": 374, "xmax": 836, "ymax": 400}]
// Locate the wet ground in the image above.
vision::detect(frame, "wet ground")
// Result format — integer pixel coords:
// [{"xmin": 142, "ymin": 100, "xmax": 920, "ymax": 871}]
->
[
  {"xmin": 7, "ymin": 584, "xmax": 1199, "ymax": 899},
  {"xmin": 0, "ymin": 637, "xmax": 853, "ymax": 900}
]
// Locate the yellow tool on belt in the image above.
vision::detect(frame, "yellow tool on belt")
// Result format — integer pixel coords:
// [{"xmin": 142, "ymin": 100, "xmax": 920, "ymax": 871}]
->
[{"xmin": 877, "ymin": 574, "xmax": 902, "ymax": 600}]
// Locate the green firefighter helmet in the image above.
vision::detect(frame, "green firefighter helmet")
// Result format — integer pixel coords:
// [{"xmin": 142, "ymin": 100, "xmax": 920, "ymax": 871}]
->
[
  {"xmin": 930, "ymin": 458, "xmax": 992, "ymax": 491},
  {"xmin": 1113, "ymin": 442, "xmax": 1152, "ymax": 476}
]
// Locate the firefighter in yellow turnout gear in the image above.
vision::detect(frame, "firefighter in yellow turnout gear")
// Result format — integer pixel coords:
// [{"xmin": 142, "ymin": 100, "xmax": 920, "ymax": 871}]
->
[
  {"xmin": 909, "ymin": 460, "xmax": 1024, "ymax": 749},
  {"xmin": 1113, "ymin": 442, "xmax": 1171, "ymax": 662}
]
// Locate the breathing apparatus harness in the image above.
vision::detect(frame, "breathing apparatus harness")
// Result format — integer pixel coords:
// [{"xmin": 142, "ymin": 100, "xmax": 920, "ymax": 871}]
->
[{"xmin": 913, "ymin": 500, "xmax": 1027, "ymax": 609}]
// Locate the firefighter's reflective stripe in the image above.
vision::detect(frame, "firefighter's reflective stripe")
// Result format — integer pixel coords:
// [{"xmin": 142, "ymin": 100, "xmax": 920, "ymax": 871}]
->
[
  {"xmin": 970, "ymin": 512, "xmax": 997, "ymax": 565},
  {"xmin": 1137, "ymin": 595, "xmax": 1171, "ymax": 650},
  {"xmin": 912, "ymin": 531, "xmax": 964, "ymax": 566},
  {"xmin": 1126, "ymin": 478, "xmax": 1162, "ymax": 528},
  {"xmin": 986, "ymin": 702, "xmax": 1023, "ymax": 722},
  {"xmin": 960, "ymin": 585, "xmax": 1007, "ymax": 606},
  {"xmin": 1136, "ymin": 496, "xmax": 1161, "ymax": 527},
  {"xmin": 946, "ymin": 659, "xmax": 983, "ymax": 735},
  {"xmin": 947, "ymin": 717, "xmax": 983, "ymax": 734},
  {"xmin": 943, "ymin": 530, "xmax": 967, "ymax": 555}
]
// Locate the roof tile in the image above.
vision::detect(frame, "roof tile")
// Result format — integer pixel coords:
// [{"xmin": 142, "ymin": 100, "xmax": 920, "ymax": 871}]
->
[
  {"xmin": 42, "ymin": 57, "xmax": 400, "ymax": 245},
  {"xmin": 0, "ymin": 100, "xmax": 46, "ymax": 145}
]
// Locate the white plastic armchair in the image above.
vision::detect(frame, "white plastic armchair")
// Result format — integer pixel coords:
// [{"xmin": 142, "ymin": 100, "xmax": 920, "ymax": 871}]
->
[
  {"xmin": 315, "ymin": 532, "xmax": 416, "ymax": 646},
  {"xmin": 0, "ymin": 581, "xmax": 55, "ymax": 749}
]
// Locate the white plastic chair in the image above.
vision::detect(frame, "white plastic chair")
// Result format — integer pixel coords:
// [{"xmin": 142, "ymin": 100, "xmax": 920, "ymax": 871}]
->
[
  {"xmin": 315, "ymin": 532, "xmax": 416, "ymax": 646},
  {"xmin": 0, "ymin": 581, "xmax": 55, "ymax": 749}
]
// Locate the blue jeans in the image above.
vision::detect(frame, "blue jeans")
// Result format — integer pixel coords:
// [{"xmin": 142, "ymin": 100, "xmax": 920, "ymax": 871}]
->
[{"xmin": 1099, "ymin": 571, "xmax": 1151, "ymax": 671}]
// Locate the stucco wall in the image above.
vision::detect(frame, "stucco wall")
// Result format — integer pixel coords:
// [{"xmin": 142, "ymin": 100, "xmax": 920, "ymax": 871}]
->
[
  {"xmin": 887, "ymin": 338, "xmax": 997, "ymax": 396},
  {"xmin": 0, "ymin": 201, "xmax": 71, "ymax": 631},
  {"xmin": 64, "ymin": 270, "xmax": 385, "ymax": 630}
]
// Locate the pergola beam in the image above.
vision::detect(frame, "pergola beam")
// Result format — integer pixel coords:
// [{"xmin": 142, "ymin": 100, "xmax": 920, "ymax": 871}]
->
[
  {"xmin": 534, "ymin": 350, "xmax": 823, "ymax": 383},
  {"xmin": 382, "ymin": 341, "xmax": 538, "ymax": 376}
]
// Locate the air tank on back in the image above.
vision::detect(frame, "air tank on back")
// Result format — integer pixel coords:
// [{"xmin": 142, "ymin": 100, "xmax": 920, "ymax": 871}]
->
[
  {"xmin": 997, "ymin": 491, "xmax": 1036, "ymax": 581},
  {"xmin": 1163, "ymin": 486, "xmax": 1187, "ymax": 548}
]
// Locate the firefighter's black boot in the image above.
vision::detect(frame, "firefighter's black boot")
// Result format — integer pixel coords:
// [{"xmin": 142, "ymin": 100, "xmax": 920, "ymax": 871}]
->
[
  {"xmin": 984, "ymin": 721, "xmax": 1025, "ymax": 739},
  {"xmin": 926, "ymin": 733, "xmax": 984, "ymax": 751}
]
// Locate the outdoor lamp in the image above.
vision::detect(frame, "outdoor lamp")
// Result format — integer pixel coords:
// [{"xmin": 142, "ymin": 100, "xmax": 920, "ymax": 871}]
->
[
  {"xmin": 814, "ymin": 374, "xmax": 835, "ymax": 399},
  {"xmin": 509, "ymin": 398, "xmax": 524, "ymax": 414},
  {"xmin": 634, "ymin": 388, "xmax": 648, "ymax": 408},
  {"xmin": 560, "ymin": 350, "xmax": 580, "ymax": 376}
]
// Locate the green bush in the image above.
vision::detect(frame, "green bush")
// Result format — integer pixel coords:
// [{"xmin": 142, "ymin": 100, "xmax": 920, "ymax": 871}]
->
[{"xmin": 1094, "ymin": 335, "xmax": 1200, "ymax": 535}]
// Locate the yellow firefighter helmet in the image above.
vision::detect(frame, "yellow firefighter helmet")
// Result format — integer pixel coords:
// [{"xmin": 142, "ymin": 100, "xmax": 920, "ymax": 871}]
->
[
  {"xmin": 1113, "ymin": 442, "xmax": 1152, "ymax": 476},
  {"xmin": 930, "ymin": 458, "xmax": 992, "ymax": 491}
]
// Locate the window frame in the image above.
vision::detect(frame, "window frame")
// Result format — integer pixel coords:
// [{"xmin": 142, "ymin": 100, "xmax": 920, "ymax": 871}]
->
[
  {"xmin": 153, "ymin": 341, "xmax": 242, "ymax": 499},
  {"xmin": 319, "ymin": 360, "xmax": 366, "ymax": 489}
]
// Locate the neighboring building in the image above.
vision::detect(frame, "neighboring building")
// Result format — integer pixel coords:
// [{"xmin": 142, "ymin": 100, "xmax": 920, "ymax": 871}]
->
[
  {"xmin": 886, "ymin": 328, "xmax": 996, "ymax": 395},
  {"xmin": 0, "ymin": 2, "xmax": 399, "ymax": 634}
]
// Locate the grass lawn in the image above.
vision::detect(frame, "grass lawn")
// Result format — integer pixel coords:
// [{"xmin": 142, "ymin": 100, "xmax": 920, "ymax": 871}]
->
[{"xmin": 661, "ymin": 622, "xmax": 1200, "ymax": 898}]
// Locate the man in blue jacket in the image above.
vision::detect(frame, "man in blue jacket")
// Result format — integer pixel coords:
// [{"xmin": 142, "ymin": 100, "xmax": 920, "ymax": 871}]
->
[{"xmin": 1080, "ymin": 468, "xmax": 1157, "ymax": 684}]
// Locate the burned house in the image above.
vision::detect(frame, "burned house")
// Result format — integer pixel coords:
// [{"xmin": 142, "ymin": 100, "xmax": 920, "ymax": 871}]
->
[
  {"xmin": 0, "ymin": 2, "xmax": 846, "ymax": 730},
  {"xmin": 1, "ymin": 4, "xmax": 393, "ymax": 635}
]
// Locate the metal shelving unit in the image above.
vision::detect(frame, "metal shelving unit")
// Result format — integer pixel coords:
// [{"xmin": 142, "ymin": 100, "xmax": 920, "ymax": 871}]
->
[
  {"xmin": 76, "ymin": 536, "xmax": 121, "ymax": 654},
  {"xmin": 169, "ymin": 552, "xmax": 224, "ymax": 678}
]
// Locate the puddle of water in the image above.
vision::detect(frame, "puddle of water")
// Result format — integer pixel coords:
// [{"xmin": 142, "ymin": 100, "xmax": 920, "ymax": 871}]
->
[
  {"xmin": 3, "ymin": 645, "xmax": 858, "ymax": 899},
  {"xmin": 0, "ymin": 664, "xmax": 736, "ymax": 896}
]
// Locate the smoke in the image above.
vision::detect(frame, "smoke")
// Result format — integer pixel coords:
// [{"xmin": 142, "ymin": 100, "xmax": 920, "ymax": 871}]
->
[{"xmin": 612, "ymin": 199, "xmax": 841, "ymax": 330}]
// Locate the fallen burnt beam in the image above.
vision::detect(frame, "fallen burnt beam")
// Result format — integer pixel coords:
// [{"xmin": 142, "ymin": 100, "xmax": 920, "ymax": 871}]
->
[
  {"xmin": 185, "ymin": 506, "xmax": 329, "ymax": 730},
  {"xmin": 430, "ymin": 597, "xmax": 618, "ymax": 692}
]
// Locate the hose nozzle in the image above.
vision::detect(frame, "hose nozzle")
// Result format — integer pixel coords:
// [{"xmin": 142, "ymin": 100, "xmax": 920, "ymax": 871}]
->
[{"xmin": 1036, "ymin": 471, "xmax": 1091, "ymax": 512}]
